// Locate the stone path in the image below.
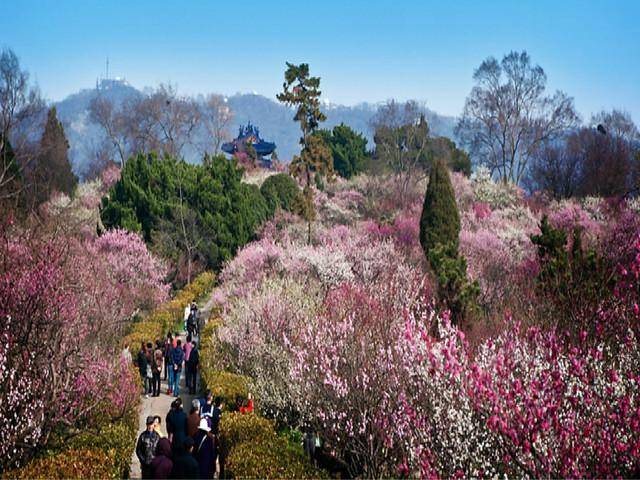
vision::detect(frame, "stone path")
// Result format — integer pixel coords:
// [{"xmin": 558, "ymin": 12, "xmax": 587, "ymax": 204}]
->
[{"xmin": 129, "ymin": 294, "xmax": 216, "ymax": 479}]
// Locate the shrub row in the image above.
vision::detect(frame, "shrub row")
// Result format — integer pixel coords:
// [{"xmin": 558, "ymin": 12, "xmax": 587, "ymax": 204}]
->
[
  {"xmin": 4, "ymin": 272, "xmax": 216, "ymax": 479},
  {"xmin": 221, "ymin": 413, "xmax": 325, "ymax": 479},
  {"xmin": 199, "ymin": 316, "xmax": 324, "ymax": 479},
  {"xmin": 123, "ymin": 271, "xmax": 215, "ymax": 349},
  {"xmin": 199, "ymin": 318, "xmax": 250, "ymax": 409},
  {"xmin": 5, "ymin": 449, "xmax": 117, "ymax": 480}
]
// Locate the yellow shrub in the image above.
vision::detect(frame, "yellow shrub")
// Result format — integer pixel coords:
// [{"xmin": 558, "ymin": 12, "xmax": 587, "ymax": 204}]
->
[{"xmin": 4, "ymin": 449, "xmax": 117, "ymax": 479}]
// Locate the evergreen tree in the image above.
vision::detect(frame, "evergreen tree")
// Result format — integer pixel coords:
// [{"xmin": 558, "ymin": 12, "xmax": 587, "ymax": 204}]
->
[
  {"xmin": 31, "ymin": 107, "xmax": 77, "ymax": 206},
  {"xmin": 317, "ymin": 123, "xmax": 368, "ymax": 179},
  {"xmin": 420, "ymin": 158, "xmax": 460, "ymax": 256},
  {"xmin": 420, "ymin": 159, "xmax": 477, "ymax": 324},
  {"xmin": 101, "ymin": 153, "xmax": 272, "ymax": 281},
  {"xmin": 277, "ymin": 62, "xmax": 334, "ymax": 243}
]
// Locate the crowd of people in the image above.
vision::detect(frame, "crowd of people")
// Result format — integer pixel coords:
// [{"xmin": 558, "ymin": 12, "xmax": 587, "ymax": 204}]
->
[
  {"xmin": 127, "ymin": 302, "xmax": 201, "ymax": 398},
  {"xmin": 135, "ymin": 394, "xmax": 225, "ymax": 479},
  {"xmin": 130, "ymin": 302, "xmax": 260, "ymax": 479}
]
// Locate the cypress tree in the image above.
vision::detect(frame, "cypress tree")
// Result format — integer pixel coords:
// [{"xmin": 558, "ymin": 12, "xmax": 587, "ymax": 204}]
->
[
  {"xmin": 420, "ymin": 158, "xmax": 460, "ymax": 257},
  {"xmin": 32, "ymin": 107, "xmax": 77, "ymax": 206},
  {"xmin": 420, "ymin": 159, "xmax": 478, "ymax": 324}
]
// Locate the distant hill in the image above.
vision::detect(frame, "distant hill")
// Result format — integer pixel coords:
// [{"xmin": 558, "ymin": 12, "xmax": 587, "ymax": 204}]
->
[{"xmin": 54, "ymin": 81, "xmax": 457, "ymax": 177}]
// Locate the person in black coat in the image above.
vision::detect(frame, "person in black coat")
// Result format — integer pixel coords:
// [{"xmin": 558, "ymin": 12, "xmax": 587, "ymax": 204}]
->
[
  {"xmin": 170, "ymin": 399, "xmax": 188, "ymax": 454},
  {"xmin": 192, "ymin": 419, "xmax": 216, "ymax": 479},
  {"xmin": 186, "ymin": 341, "xmax": 199, "ymax": 394},
  {"xmin": 171, "ymin": 438, "xmax": 199, "ymax": 479}
]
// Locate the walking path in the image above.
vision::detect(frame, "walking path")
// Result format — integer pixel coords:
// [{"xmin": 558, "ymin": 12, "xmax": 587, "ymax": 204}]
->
[{"xmin": 129, "ymin": 294, "xmax": 216, "ymax": 479}]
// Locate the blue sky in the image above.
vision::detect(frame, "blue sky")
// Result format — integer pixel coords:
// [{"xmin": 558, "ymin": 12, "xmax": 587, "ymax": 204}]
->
[{"xmin": 3, "ymin": 0, "xmax": 639, "ymax": 122}]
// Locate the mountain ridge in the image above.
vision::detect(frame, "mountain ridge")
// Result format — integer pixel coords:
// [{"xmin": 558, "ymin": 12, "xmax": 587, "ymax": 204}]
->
[{"xmin": 54, "ymin": 81, "xmax": 458, "ymax": 176}]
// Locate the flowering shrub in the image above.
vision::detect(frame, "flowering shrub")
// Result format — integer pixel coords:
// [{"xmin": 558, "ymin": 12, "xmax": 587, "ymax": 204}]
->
[
  {"xmin": 471, "ymin": 165, "xmax": 521, "ymax": 208},
  {"xmin": 469, "ymin": 325, "xmax": 640, "ymax": 477},
  {"xmin": 201, "ymin": 167, "xmax": 640, "ymax": 477}
]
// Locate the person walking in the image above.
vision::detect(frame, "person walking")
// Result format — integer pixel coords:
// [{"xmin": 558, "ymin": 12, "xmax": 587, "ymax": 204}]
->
[
  {"xmin": 144, "ymin": 342, "xmax": 154, "ymax": 396},
  {"xmin": 150, "ymin": 437, "xmax": 173, "ymax": 479},
  {"xmin": 171, "ymin": 339, "xmax": 185, "ymax": 397},
  {"xmin": 166, "ymin": 399, "xmax": 178, "ymax": 444},
  {"xmin": 152, "ymin": 340, "xmax": 163, "ymax": 397},
  {"xmin": 166, "ymin": 336, "xmax": 175, "ymax": 395},
  {"xmin": 170, "ymin": 397, "xmax": 188, "ymax": 455},
  {"xmin": 211, "ymin": 397, "xmax": 223, "ymax": 436},
  {"xmin": 163, "ymin": 333, "xmax": 172, "ymax": 382},
  {"xmin": 186, "ymin": 340, "xmax": 199, "ymax": 395},
  {"xmin": 187, "ymin": 399, "xmax": 201, "ymax": 438},
  {"xmin": 183, "ymin": 304, "xmax": 191, "ymax": 332},
  {"xmin": 135, "ymin": 416, "xmax": 160, "ymax": 479},
  {"xmin": 170, "ymin": 438, "xmax": 198, "ymax": 479},
  {"xmin": 193, "ymin": 419, "xmax": 216, "ymax": 479},
  {"xmin": 136, "ymin": 342, "xmax": 150, "ymax": 398}
]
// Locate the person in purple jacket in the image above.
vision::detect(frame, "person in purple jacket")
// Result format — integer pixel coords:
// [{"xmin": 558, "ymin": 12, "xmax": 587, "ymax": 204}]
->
[{"xmin": 150, "ymin": 438, "xmax": 173, "ymax": 479}]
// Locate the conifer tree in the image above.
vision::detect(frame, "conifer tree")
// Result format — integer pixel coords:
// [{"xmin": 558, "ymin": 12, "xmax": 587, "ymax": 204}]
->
[
  {"xmin": 420, "ymin": 158, "xmax": 460, "ymax": 257},
  {"xmin": 420, "ymin": 158, "xmax": 477, "ymax": 324},
  {"xmin": 277, "ymin": 62, "xmax": 333, "ymax": 243},
  {"xmin": 31, "ymin": 107, "xmax": 77, "ymax": 206}
]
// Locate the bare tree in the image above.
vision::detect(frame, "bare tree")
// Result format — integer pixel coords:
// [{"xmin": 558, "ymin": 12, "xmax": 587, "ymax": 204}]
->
[
  {"xmin": 140, "ymin": 84, "xmax": 201, "ymax": 158},
  {"xmin": 90, "ymin": 84, "xmax": 202, "ymax": 164},
  {"xmin": 88, "ymin": 95, "xmax": 132, "ymax": 167},
  {"xmin": 590, "ymin": 109, "xmax": 639, "ymax": 143},
  {"xmin": 0, "ymin": 48, "xmax": 44, "ymax": 200},
  {"xmin": 200, "ymin": 93, "xmax": 233, "ymax": 154},
  {"xmin": 370, "ymin": 100, "xmax": 431, "ymax": 193},
  {"xmin": 527, "ymin": 138, "xmax": 582, "ymax": 199},
  {"xmin": 456, "ymin": 51, "xmax": 579, "ymax": 185}
]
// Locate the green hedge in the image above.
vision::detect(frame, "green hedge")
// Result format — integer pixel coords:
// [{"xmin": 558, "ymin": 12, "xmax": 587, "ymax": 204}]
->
[
  {"xmin": 123, "ymin": 271, "xmax": 215, "ymax": 349},
  {"xmin": 3, "ymin": 449, "xmax": 117, "ymax": 480},
  {"xmin": 221, "ymin": 414, "xmax": 325, "ymax": 479}
]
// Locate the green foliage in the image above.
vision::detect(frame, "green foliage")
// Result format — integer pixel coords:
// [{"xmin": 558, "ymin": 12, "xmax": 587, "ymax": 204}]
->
[
  {"xmin": 420, "ymin": 160, "xmax": 477, "ymax": 323},
  {"xmin": 201, "ymin": 370, "xmax": 250, "ymax": 410},
  {"xmin": 430, "ymin": 136, "xmax": 472, "ymax": 176},
  {"xmin": 2, "ymin": 449, "xmax": 118, "ymax": 480},
  {"xmin": 101, "ymin": 153, "xmax": 269, "ymax": 273},
  {"xmin": 30, "ymin": 107, "xmax": 77, "ymax": 206},
  {"xmin": 241, "ymin": 183, "xmax": 270, "ymax": 228},
  {"xmin": 428, "ymin": 243, "xmax": 480, "ymax": 324},
  {"xmin": 220, "ymin": 413, "xmax": 324, "ymax": 480},
  {"xmin": 373, "ymin": 111, "xmax": 470, "ymax": 178},
  {"xmin": 276, "ymin": 62, "xmax": 326, "ymax": 142},
  {"xmin": 226, "ymin": 441, "xmax": 324, "ymax": 479},
  {"xmin": 530, "ymin": 216, "xmax": 613, "ymax": 330},
  {"xmin": 219, "ymin": 413, "xmax": 277, "ymax": 459},
  {"xmin": 277, "ymin": 62, "xmax": 334, "ymax": 243},
  {"xmin": 317, "ymin": 124, "xmax": 369, "ymax": 179},
  {"xmin": 420, "ymin": 159, "xmax": 460, "ymax": 256},
  {"xmin": 259, "ymin": 173, "xmax": 302, "ymax": 214}
]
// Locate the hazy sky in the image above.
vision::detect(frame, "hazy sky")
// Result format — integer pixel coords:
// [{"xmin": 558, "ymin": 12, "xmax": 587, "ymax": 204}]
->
[{"xmin": 3, "ymin": 0, "xmax": 639, "ymax": 122}]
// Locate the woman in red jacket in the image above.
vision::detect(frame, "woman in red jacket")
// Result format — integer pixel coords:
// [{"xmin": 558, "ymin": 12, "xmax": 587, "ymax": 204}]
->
[{"xmin": 239, "ymin": 393, "xmax": 254, "ymax": 414}]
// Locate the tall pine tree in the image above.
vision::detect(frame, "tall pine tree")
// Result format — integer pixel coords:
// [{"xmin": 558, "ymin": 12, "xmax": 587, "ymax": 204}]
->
[
  {"xmin": 277, "ymin": 62, "xmax": 333, "ymax": 243},
  {"xmin": 31, "ymin": 107, "xmax": 77, "ymax": 206}
]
